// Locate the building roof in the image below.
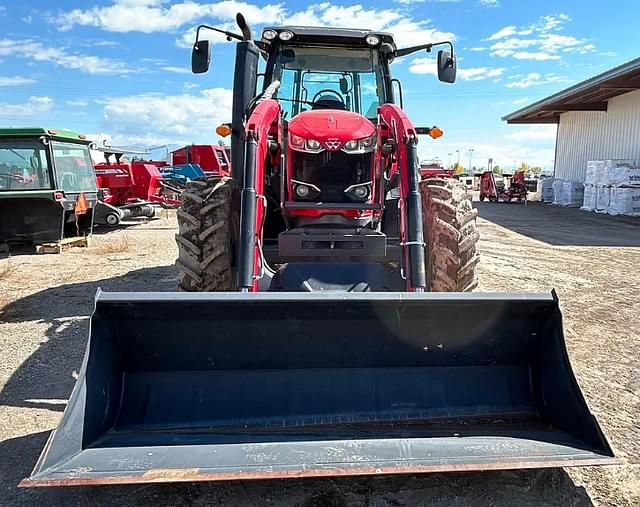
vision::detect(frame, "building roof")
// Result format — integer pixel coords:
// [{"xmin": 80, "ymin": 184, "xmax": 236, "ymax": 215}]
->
[
  {"xmin": 503, "ymin": 57, "xmax": 640, "ymax": 124},
  {"xmin": 0, "ymin": 127, "xmax": 90, "ymax": 143}
]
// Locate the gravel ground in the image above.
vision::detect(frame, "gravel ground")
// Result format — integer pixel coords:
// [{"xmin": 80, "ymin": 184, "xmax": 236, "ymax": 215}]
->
[{"xmin": 0, "ymin": 203, "xmax": 638, "ymax": 506}]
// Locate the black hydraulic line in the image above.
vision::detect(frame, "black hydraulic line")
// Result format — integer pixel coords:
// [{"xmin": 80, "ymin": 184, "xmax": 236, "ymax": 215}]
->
[
  {"xmin": 237, "ymin": 131, "xmax": 258, "ymax": 290},
  {"xmin": 404, "ymin": 139, "xmax": 427, "ymax": 290}
]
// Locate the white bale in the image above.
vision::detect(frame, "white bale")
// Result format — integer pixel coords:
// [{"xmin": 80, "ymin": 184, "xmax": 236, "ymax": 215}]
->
[
  {"xmin": 552, "ymin": 179, "xmax": 564, "ymax": 205},
  {"xmin": 607, "ymin": 161, "xmax": 640, "ymax": 187},
  {"xmin": 595, "ymin": 186, "xmax": 610, "ymax": 214},
  {"xmin": 596, "ymin": 161, "xmax": 609, "ymax": 186},
  {"xmin": 581, "ymin": 184, "xmax": 596, "ymax": 211},
  {"xmin": 560, "ymin": 181, "xmax": 584, "ymax": 207},
  {"xmin": 608, "ymin": 187, "xmax": 640, "ymax": 216},
  {"xmin": 599, "ymin": 159, "xmax": 635, "ymax": 186},
  {"xmin": 585, "ymin": 160, "xmax": 600, "ymax": 185}
]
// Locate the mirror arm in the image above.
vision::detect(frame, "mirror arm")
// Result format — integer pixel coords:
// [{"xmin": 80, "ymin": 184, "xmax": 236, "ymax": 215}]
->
[
  {"xmin": 194, "ymin": 24, "xmax": 244, "ymax": 47},
  {"xmin": 395, "ymin": 41, "xmax": 455, "ymax": 60}
]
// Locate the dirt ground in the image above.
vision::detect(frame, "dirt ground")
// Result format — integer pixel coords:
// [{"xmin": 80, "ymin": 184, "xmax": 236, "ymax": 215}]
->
[{"xmin": 0, "ymin": 202, "xmax": 638, "ymax": 506}]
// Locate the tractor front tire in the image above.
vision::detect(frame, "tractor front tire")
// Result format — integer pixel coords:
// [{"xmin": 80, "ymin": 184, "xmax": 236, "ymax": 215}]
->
[
  {"xmin": 175, "ymin": 177, "xmax": 239, "ymax": 291},
  {"xmin": 421, "ymin": 178, "xmax": 480, "ymax": 292}
]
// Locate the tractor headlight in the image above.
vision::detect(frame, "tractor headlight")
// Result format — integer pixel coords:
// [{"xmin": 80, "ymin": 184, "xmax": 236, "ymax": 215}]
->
[
  {"xmin": 341, "ymin": 135, "xmax": 376, "ymax": 154},
  {"xmin": 343, "ymin": 140, "xmax": 358, "ymax": 151},
  {"xmin": 295, "ymin": 185, "xmax": 310, "ymax": 198},
  {"xmin": 278, "ymin": 30, "xmax": 294, "ymax": 41},
  {"xmin": 365, "ymin": 35, "xmax": 380, "ymax": 46},
  {"xmin": 344, "ymin": 182, "xmax": 372, "ymax": 202},
  {"xmin": 306, "ymin": 139, "xmax": 321, "ymax": 151},
  {"xmin": 289, "ymin": 134, "xmax": 324, "ymax": 153},
  {"xmin": 291, "ymin": 179, "xmax": 321, "ymax": 201},
  {"xmin": 262, "ymin": 29, "xmax": 277, "ymax": 41}
]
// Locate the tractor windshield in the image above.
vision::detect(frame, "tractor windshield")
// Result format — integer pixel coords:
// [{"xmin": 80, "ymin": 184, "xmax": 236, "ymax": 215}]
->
[
  {"xmin": 0, "ymin": 139, "xmax": 52, "ymax": 191},
  {"xmin": 273, "ymin": 46, "xmax": 386, "ymax": 119},
  {"xmin": 51, "ymin": 141, "xmax": 97, "ymax": 194}
]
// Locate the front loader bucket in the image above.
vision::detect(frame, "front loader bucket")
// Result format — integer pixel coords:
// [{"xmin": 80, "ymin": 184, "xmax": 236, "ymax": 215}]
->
[{"xmin": 22, "ymin": 291, "xmax": 617, "ymax": 487}]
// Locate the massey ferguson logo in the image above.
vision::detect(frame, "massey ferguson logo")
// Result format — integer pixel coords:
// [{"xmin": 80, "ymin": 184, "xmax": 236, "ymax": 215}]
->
[{"xmin": 325, "ymin": 138, "xmax": 342, "ymax": 150}]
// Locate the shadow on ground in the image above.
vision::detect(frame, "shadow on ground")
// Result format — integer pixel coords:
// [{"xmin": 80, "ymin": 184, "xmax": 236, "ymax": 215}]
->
[
  {"xmin": 0, "ymin": 266, "xmax": 178, "ymax": 411},
  {"xmin": 476, "ymin": 201, "xmax": 640, "ymax": 247},
  {"xmin": 1, "ymin": 264, "xmax": 596, "ymax": 505}
]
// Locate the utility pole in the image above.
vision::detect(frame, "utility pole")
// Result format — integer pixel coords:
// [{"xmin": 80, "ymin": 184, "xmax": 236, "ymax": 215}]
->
[
  {"xmin": 456, "ymin": 149, "xmax": 460, "ymax": 167},
  {"xmin": 468, "ymin": 148, "xmax": 474, "ymax": 173},
  {"xmin": 448, "ymin": 152, "xmax": 452, "ymax": 169}
]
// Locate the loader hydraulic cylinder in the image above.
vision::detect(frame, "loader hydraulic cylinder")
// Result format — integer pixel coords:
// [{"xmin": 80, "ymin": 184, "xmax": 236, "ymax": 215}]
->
[
  {"xmin": 405, "ymin": 139, "xmax": 427, "ymax": 290},
  {"xmin": 237, "ymin": 131, "xmax": 258, "ymax": 290}
]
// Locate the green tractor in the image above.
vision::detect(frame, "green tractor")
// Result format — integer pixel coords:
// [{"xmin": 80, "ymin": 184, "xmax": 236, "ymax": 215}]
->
[{"xmin": 0, "ymin": 127, "xmax": 98, "ymax": 248}]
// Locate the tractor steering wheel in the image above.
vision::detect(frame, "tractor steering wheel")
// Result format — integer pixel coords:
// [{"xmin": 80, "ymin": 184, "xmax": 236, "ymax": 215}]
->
[
  {"xmin": 0, "ymin": 172, "xmax": 24, "ymax": 188},
  {"xmin": 311, "ymin": 89, "xmax": 346, "ymax": 110}
]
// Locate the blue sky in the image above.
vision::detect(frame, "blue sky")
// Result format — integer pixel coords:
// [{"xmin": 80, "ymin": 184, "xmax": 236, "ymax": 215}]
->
[{"xmin": 0, "ymin": 0, "xmax": 637, "ymax": 170}]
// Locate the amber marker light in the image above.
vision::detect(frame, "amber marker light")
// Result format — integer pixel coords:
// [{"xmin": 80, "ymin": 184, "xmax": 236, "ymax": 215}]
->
[
  {"xmin": 216, "ymin": 124, "xmax": 232, "ymax": 137},
  {"xmin": 429, "ymin": 127, "xmax": 444, "ymax": 139}
]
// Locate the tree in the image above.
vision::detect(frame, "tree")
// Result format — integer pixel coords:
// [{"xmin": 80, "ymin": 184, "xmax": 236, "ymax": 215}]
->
[
  {"xmin": 492, "ymin": 165, "xmax": 502, "ymax": 176},
  {"xmin": 453, "ymin": 162, "xmax": 465, "ymax": 175},
  {"xmin": 518, "ymin": 162, "xmax": 530, "ymax": 173},
  {"xmin": 530, "ymin": 166, "xmax": 543, "ymax": 176}
]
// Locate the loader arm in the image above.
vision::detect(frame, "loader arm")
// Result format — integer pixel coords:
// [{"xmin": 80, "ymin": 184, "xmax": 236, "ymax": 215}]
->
[
  {"xmin": 237, "ymin": 98, "xmax": 281, "ymax": 291},
  {"xmin": 379, "ymin": 104, "xmax": 426, "ymax": 291}
]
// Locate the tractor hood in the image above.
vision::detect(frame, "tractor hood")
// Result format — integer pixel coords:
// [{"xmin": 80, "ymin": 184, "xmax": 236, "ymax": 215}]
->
[{"xmin": 289, "ymin": 110, "xmax": 375, "ymax": 151}]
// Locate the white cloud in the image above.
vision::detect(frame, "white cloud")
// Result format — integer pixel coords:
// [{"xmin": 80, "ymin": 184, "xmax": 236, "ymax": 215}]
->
[
  {"xmin": 0, "ymin": 38, "xmax": 136, "ymax": 75},
  {"xmin": 479, "ymin": 0, "xmax": 500, "ymax": 7},
  {"xmin": 505, "ymin": 72, "xmax": 569, "ymax": 88},
  {"xmin": 0, "ymin": 76, "xmax": 37, "ymax": 86},
  {"xmin": 458, "ymin": 66, "xmax": 505, "ymax": 81},
  {"xmin": 0, "ymin": 96, "xmax": 53, "ymax": 117},
  {"xmin": 52, "ymin": 1, "xmax": 455, "ymax": 51},
  {"xmin": 101, "ymin": 87, "xmax": 233, "ymax": 145},
  {"xmin": 54, "ymin": 0, "xmax": 287, "ymax": 33},
  {"xmin": 504, "ymin": 125, "xmax": 557, "ymax": 142},
  {"xmin": 161, "ymin": 66, "xmax": 191, "ymax": 74},
  {"xmin": 487, "ymin": 26, "xmax": 517, "ymax": 41},
  {"xmin": 485, "ymin": 14, "xmax": 594, "ymax": 61},
  {"xmin": 66, "ymin": 99, "xmax": 89, "ymax": 107},
  {"xmin": 513, "ymin": 97, "xmax": 529, "ymax": 105},
  {"xmin": 409, "ymin": 57, "xmax": 504, "ymax": 81}
]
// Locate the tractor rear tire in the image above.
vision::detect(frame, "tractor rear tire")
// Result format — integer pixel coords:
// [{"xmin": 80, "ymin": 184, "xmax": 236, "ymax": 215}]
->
[
  {"xmin": 421, "ymin": 177, "xmax": 480, "ymax": 292},
  {"xmin": 175, "ymin": 177, "xmax": 239, "ymax": 291}
]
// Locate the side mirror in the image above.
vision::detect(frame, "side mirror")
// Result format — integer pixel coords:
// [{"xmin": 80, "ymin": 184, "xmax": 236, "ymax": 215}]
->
[
  {"xmin": 339, "ymin": 77, "xmax": 349, "ymax": 95},
  {"xmin": 437, "ymin": 50, "xmax": 456, "ymax": 83},
  {"xmin": 192, "ymin": 40, "xmax": 211, "ymax": 74}
]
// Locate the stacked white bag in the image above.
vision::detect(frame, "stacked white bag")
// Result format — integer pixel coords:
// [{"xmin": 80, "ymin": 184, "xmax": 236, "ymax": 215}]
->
[
  {"xmin": 552, "ymin": 179, "xmax": 564, "ymax": 205},
  {"xmin": 581, "ymin": 160, "xmax": 600, "ymax": 211},
  {"xmin": 560, "ymin": 180, "xmax": 584, "ymax": 207},
  {"xmin": 608, "ymin": 187, "xmax": 640, "ymax": 216},
  {"xmin": 541, "ymin": 178, "xmax": 554, "ymax": 203},
  {"xmin": 607, "ymin": 160, "xmax": 640, "ymax": 216},
  {"xmin": 583, "ymin": 159, "xmax": 637, "ymax": 215}
]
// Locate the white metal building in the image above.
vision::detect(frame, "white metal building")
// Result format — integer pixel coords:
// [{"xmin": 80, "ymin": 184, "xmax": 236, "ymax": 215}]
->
[{"xmin": 503, "ymin": 57, "xmax": 640, "ymax": 183}]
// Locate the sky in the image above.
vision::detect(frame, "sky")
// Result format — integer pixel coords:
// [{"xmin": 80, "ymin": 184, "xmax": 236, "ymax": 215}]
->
[{"xmin": 0, "ymin": 0, "xmax": 637, "ymax": 171}]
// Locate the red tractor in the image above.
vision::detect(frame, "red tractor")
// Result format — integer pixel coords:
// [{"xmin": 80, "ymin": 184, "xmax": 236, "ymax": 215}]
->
[
  {"xmin": 93, "ymin": 147, "xmax": 179, "ymax": 225},
  {"xmin": 170, "ymin": 144, "xmax": 231, "ymax": 176},
  {"xmin": 25, "ymin": 14, "xmax": 615, "ymax": 488},
  {"xmin": 480, "ymin": 170, "xmax": 528, "ymax": 203}
]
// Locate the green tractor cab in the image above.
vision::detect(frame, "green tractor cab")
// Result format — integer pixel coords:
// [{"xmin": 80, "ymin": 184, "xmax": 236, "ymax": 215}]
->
[{"xmin": 0, "ymin": 127, "xmax": 98, "ymax": 248}]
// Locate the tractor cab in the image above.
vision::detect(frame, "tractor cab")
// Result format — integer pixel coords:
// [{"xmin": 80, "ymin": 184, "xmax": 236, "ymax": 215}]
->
[{"xmin": 0, "ymin": 128, "xmax": 97, "ymax": 247}]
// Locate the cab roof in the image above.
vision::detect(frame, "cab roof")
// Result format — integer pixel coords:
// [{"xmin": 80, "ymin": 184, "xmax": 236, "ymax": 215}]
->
[
  {"xmin": 261, "ymin": 26, "xmax": 396, "ymax": 50},
  {"xmin": 0, "ymin": 127, "xmax": 91, "ymax": 143}
]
